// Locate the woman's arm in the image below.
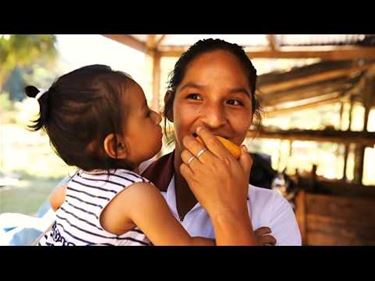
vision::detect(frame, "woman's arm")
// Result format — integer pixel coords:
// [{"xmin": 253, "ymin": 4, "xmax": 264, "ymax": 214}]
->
[
  {"xmin": 180, "ymin": 126, "xmax": 257, "ymax": 245},
  {"xmin": 100, "ymin": 182, "xmax": 214, "ymax": 246}
]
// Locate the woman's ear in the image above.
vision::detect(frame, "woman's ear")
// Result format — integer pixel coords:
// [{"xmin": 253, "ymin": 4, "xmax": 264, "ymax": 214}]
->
[
  {"xmin": 103, "ymin": 133, "xmax": 127, "ymax": 159},
  {"xmin": 164, "ymin": 90, "xmax": 174, "ymax": 122}
]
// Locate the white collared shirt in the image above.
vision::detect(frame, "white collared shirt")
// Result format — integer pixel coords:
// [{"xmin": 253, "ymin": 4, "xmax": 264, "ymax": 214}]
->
[{"xmin": 161, "ymin": 176, "xmax": 302, "ymax": 246}]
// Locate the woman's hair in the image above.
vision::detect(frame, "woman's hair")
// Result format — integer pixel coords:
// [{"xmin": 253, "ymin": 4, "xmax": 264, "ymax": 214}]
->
[
  {"xmin": 163, "ymin": 38, "xmax": 261, "ymax": 142},
  {"xmin": 25, "ymin": 64, "xmax": 136, "ymax": 171}
]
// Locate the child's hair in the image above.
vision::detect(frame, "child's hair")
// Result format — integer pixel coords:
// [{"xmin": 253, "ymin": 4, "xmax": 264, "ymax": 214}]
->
[{"xmin": 25, "ymin": 64, "xmax": 136, "ymax": 171}]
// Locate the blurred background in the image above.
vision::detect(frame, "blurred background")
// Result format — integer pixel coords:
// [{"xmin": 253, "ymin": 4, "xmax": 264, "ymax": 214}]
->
[{"xmin": 1, "ymin": 34, "xmax": 374, "ymax": 245}]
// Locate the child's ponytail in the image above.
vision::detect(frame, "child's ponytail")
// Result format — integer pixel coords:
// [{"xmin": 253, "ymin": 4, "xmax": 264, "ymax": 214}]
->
[{"xmin": 25, "ymin": 85, "xmax": 50, "ymax": 131}]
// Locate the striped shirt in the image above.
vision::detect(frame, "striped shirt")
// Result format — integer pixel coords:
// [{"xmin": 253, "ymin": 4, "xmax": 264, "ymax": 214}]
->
[{"xmin": 38, "ymin": 169, "xmax": 151, "ymax": 246}]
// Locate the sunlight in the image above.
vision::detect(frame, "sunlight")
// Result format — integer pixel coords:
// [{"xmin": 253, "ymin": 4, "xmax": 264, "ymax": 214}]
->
[{"xmin": 56, "ymin": 35, "xmax": 148, "ymax": 89}]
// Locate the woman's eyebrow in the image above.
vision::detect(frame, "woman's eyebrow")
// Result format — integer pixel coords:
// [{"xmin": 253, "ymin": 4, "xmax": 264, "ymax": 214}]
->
[
  {"xmin": 179, "ymin": 82, "xmax": 205, "ymax": 92},
  {"xmin": 179, "ymin": 83, "xmax": 250, "ymax": 97},
  {"xmin": 228, "ymin": 87, "xmax": 250, "ymax": 97}
]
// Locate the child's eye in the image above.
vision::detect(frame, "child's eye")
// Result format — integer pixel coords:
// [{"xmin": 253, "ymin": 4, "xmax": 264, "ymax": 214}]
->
[
  {"xmin": 226, "ymin": 99, "xmax": 243, "ymax": 106},
  {"xmin": 186, "ymin": 93, "xmax": 202, "ymax": 100}
]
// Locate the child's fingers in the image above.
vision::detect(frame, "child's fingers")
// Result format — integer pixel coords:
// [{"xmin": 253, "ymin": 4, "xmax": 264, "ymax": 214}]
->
[
  {"xmin": 258, "ymin": 235, "xmax": 277, "ymax": 246},
  {"xmin": 254, "ymin": 226, "xmax": 272, "ymax": 236}
]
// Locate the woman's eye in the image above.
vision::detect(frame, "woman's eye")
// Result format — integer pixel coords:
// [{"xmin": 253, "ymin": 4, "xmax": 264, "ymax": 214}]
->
[
  {"xmin": 226, "ymin": 99, "xmax": 243, "ymax": 106},
  {"xmin": 186, "ymin": 93, "xmax": 202, "ymax": 100}
]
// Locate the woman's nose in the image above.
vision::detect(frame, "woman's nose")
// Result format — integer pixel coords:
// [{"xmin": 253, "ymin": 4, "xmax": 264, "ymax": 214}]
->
[{"xmin": 200, "ymin": 104, "xmax": 226, "ymax": 129}]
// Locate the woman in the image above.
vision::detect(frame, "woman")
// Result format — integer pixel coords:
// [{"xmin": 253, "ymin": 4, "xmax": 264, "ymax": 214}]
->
[{"xmin": 141, "ymin": 38, "xmax": 301, "ymax": 245}]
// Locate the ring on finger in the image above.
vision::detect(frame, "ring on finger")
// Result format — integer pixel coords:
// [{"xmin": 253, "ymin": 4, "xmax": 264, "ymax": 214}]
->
[
  {"xmin": 196, "ymin": 148, "xmax": 207, "ymax": 158},
  {"xmin": 187, "ymin": 155, "xmax": 196, "ymax": 165}
]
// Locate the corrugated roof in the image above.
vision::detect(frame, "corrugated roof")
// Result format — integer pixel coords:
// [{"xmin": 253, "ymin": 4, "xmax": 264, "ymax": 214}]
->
[
  {"xmin": 129, "ymin": 34, "xmax": 375, "ymax": 48},
  {"xmin": 278, "ymin": 35, "xmax": 375, "ymax": 46}
]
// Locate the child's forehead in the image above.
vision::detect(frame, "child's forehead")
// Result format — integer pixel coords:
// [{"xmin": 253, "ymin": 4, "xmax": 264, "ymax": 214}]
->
[{"xmin": 121, "ymin": 82, "xmax": 147, "ymax": 107}]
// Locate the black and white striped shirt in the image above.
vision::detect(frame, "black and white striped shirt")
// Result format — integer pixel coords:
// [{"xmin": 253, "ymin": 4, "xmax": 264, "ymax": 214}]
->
[{"xmin": 39, "ymin": 169, "xmax": 151, "ymax": 246}]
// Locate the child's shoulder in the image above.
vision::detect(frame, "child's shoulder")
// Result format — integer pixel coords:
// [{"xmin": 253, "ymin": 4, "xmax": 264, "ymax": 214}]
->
[
  {"xmin": 112, "ymin": 169, "xmax": 150, "ymax": 184},
  {"xmin": 75, "ymin": 169, "xmax": 149, "ymax": 188}
]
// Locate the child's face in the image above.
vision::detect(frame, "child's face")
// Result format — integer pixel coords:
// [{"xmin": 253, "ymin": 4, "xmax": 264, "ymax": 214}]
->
[{"xmin": 122, "ymin": 82, "xmax": 162, "ymax": 166}]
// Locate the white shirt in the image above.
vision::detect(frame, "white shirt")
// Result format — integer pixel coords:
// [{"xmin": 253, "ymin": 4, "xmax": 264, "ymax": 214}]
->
[{"xmin": 161, "ymin": 176, "xmax": 302, "ymax": 246}]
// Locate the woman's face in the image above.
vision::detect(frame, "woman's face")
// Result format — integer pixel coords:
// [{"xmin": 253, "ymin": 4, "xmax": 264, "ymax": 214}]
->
[{"xmin": 172, "ymin": 50, "xmax": 253, "ymax": 154}]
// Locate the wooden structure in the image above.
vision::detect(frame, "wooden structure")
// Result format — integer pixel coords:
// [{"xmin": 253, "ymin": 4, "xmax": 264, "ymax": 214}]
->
[
  {"xmin": 104, "ymin": 34, "xmax": 375, "ymax": 245},
  {"xmin": 295, "ymin": 179, "xmax": 375, "ymax": 245}
]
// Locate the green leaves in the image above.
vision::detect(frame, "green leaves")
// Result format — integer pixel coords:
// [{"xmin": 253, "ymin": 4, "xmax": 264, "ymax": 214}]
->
[{"xmin": 0, "ymin": 35, "xmax": 57, "ymax": 88}]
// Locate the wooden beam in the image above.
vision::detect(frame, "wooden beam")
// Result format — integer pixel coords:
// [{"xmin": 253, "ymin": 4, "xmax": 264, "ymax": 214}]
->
[
  {"xmin": 146, "ymin": 35, "xmax": 156, "ymax": 49},
  {"xmin": 258, "ymin": 63, "xmax": 373, "ymax": 94},
  {"xmin": 263, "ymin": 92, "xmax": 346, "ymax": 117},
  {"xmin": 160, "ymin": 45, "xmax": 375, "ymax": 60},
  {"xmin": 103, "ymin": 34, "xmax": 147, "ymax": 53},
  {"xmin": 247, "ymin": 128, "xmax": 375, "ymax": 146},
  {"xmin": 260, "ymin": 76, "xmax": 357, "ymax": 107},
  {"xmin": 248, "ymin": 46, "xmax": 375, "ymax": 60},
  {"xmin": 154, "ymin": 35, "xmax": 166, "ymax": 49}
]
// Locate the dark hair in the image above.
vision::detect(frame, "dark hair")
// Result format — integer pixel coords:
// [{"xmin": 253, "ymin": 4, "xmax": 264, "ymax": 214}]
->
[
  {"xmin": 25, "ymin": 64, "xmax": 136, "ymax": 171},
  {"xmin": 163, "ymin": 38, "xmax": 261, "ymax": 142}
]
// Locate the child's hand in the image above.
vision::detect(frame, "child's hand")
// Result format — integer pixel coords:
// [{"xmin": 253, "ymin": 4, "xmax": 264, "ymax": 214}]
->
[{"xmin": 254, "ymin": 227, "xmax": 277, "ymax": 246}]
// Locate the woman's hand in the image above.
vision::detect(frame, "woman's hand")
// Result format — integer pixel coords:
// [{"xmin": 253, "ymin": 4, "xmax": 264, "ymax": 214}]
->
[
  {"xmin": 180, "ymin": 126, "xmax": 256, "ymax": 245},
  {"xmin": 180, "ymin": 126, "xmax": 252, "ymax": 215}
]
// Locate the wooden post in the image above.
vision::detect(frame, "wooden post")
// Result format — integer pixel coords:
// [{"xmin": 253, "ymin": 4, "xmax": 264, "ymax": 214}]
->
[
  {"xmin": 277, "ymin": 140, "xmax": 282, "ymax": 171},
  {"xmin": 342, "ymin": 144, "xmax": 349, "ymax": 181},
  {"xmin": 352, "ymin": 73, "xmax": 373, "ymax": 184},
  {"xmin": 339, "ymin": 101, "xmax": 348, "ymax": 180},
  {"xmin": 353, "ymin": 145, "xmax": 365, "ymax": 184},
  {"xmin": 295, "ymin": 190, "xmax": 307, "ymax": 245}
]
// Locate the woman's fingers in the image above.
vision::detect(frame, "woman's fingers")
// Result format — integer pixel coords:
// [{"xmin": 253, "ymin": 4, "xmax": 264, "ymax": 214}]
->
[
  {"xmin": 195, "ymin": 127, "xmax": 233, "ymax": 160},
  {"xmin": 239, "ymin": 146, "xmax": 253, "ymax": 179},
  {"xmin": 180, "ymin": 162, "xmax": 194, "ymax": 180},
  {"xmin": 182, "ymin": 135, "xmax": 211, "ymax": 164},
  {"xmin": 181, "ymin": 149, "xmax": 198, "ymax": 167}
]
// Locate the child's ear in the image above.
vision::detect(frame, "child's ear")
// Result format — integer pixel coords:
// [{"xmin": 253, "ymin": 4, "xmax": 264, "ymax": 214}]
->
[{"xmin": 103, "ymin": 134, "xmax": 127, "ymax": 159}]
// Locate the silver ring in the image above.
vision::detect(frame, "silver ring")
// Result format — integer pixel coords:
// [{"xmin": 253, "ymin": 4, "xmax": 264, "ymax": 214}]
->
[
  {"xmin": 187, "ymin": 155, "xmax": 196, "ymax": 165},
  {"xmin": 196, "ymin": 148, "xmax": 207, "ymax": 158}
]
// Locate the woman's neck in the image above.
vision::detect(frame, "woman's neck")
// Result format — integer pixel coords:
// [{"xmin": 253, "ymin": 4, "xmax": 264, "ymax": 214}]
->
[{"xmin": 174, "ymin": 149, "xmax": 198, "ymax": 220}]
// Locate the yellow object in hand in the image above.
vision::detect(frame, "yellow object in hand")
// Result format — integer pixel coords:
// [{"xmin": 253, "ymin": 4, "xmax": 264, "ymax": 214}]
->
[{"xmin": 196, "ymin": 135, "xmax": 241, "ymax": 159}]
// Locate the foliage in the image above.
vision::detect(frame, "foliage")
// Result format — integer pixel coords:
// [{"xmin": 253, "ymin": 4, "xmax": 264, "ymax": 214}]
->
[{"xmin": 0, "ymin": 35, "xmax": 57, "ymax": 90}]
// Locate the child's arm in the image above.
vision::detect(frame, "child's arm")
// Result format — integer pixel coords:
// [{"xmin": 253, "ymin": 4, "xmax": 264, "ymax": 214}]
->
[
  {"xmin": 49, "ymin": 184, "xmax": 67, "ymax": 211},
  {"xmin": 100, "ymin": 182, "xmax": 214, "ymax": 246}
]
